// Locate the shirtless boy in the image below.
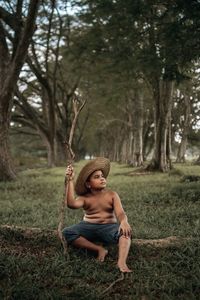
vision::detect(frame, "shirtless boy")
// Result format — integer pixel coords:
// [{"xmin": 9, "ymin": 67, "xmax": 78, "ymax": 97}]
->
[{"xmin": 62, "ymin": 157, "xmax": 132, "ymax": 273}]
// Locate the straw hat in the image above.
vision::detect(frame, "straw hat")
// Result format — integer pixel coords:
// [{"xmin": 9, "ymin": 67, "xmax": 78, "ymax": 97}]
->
[{"xmin": 75, "ymin": 157, "xmax": 110, "ymax": 195}]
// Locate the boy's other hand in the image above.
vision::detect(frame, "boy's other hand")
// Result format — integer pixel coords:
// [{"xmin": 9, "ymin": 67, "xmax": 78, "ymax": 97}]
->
[
  {"xmin": 65, "ymin": 164, "xmax": 74, "ymax": 180},
  {"xmin": 119, "ymin": 221, "xmax": 132, "ymax": 238}
]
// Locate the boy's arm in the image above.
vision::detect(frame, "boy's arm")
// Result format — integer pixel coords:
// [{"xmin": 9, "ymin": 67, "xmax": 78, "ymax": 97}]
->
[
  {"xmin": 64, "ymin": 165, "xmax": 84, "ymax": 209},
  {"xmin": 113, "ymin": 191, "xmax": 132, "ymax": 237}
]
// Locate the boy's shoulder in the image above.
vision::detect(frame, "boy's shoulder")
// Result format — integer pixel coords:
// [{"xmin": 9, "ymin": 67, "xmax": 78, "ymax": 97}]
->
[
  {"xmin": 105, "ymin": 189, "xmax": 117, "ymax": 196},
  {"xmin": 102, "ymin": 189, "xmax": 120, "ymax": 200}
]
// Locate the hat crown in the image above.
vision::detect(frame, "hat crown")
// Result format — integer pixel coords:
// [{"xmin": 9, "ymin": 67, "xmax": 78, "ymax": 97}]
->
[{"xmin": 75, "ymin": 157, "xmax": 110, "ymax": 195}]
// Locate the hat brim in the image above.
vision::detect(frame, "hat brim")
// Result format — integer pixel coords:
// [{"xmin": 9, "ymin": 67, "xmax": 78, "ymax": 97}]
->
[{"xmin": 75, "ymin": 157, "xmax": 110, "ymax": 195}]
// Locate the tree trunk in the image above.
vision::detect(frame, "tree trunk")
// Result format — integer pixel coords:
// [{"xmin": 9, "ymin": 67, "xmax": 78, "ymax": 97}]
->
[
  {"xmin": 45, "ymin": 140, "xmax": 55, "ymax": 168},
  {"xmin": 176, "ymin": 136, "xmax": 188, "ymax": 163},
  {"xmin": 133, "ymin": 89, "xmax": 144, "ymax": 167},
  {"xmin": 0, "ymin": 0, "xmax": 40, "ymax": 181},
  {"xmin": 194, "ymin": 155, "xmax": 200, "ymax": 165},
  {"xmin": 120, "ymin": 139, "xmax": 128, "ymax": 163},
  {"xmin": 55, "ymin": 134, "xmax": 66, "ymax": 165},
  {"xmin": 0, "ymin": 106, "xmax": 16, "ymax": 180},
  {"xmin": 127, "ymin": 130, "xmax": 134, "ymax": 164},
  {"xmin": 176, "ymin": 93, "xmax": 191, "ymax": 163},
  {"xmin": 142, "ymin": 108, "xmax": 154, "ymax": 161},
  {"xmin": 115, "ymin": 127, "xmax": 128, "ymax": 163},
  {"xmin": 15, "ymin": 89, "xmax": 58, "ymax": 168},
  {"xmin": 166, "ymin": 110, "xmax": 172, "ymax": 169},
  {"xmin": 147, "ymin": 79, "xmax": 174, "ymax": 172}
]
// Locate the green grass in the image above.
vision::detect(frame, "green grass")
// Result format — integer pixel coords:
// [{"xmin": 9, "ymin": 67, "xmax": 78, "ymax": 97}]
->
[{"xmin": 0, "ymin": 162, "xmax": 200, "ymax": 299}]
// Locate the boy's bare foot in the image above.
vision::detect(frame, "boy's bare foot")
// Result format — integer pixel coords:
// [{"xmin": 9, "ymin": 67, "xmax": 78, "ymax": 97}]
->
[
  {"xmin": 97, "ymin": 248, "xmax": 108, "ymax": 262},
  {"xmin": 117, "ymin": 262, "xmax": 132, "ymax": 273}
]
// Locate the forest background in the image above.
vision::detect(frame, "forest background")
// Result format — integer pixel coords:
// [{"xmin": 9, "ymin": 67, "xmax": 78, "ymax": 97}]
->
[{"xmin": 0, "ymin": 0, "xmax": 200, "ymax": 179}]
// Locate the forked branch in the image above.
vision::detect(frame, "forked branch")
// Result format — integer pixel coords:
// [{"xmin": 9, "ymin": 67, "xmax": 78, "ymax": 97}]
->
[{"xmin": 57, "ymin": 95, "xmax": 86, "ymax": 257}]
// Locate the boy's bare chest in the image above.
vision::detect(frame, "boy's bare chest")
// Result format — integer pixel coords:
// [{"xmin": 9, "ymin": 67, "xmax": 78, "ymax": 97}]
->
[{"xmin": 84, "ymin": 195, "xmax": 113, "ymax": 212}]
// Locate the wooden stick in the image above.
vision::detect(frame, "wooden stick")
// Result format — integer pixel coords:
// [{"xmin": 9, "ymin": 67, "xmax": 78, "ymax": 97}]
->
[
  {"xmin": 99, "ymin": 272, "xmax": 125, "ymax": 297},
  {"xmin": 57, "ymin": 96, "xmax": 86, "ymax": 256}
]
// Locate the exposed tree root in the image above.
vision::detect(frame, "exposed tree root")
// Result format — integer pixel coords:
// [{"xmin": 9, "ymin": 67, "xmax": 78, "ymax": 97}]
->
[
  {"xmin": 0, "ymin": 225, "xmax": 57, "ymax": 237},
  {"xmin": 131, "ymin": 236, "xmax": 190, "ymax": 248},
  {"xmin": 0, "ymin": 225, "xmax": 189, "ymax": 250},
  {"xmin": 128, "ymin": 171, "xmax": 152, "ymax": 176}
]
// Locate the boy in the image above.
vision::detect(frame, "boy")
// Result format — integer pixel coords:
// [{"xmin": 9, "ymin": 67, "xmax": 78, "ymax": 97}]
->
[{"xmin": 63, "ymin": 157, "xmax": 132, "ymax": 273}]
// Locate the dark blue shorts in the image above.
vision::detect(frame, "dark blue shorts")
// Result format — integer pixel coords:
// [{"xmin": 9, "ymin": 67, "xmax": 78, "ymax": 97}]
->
[{"xmin": 62, "ymin": 221, "xmax": 121, "ymax": 245}]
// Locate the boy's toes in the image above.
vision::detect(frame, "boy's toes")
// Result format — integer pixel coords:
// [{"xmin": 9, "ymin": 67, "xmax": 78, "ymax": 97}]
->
[
  {"xmin": 97, "ymin": 249, "xmax": 108, "ymax": 262},
  {"xmin": 117, "ymin": 263, "xmax": 132, "ymax": 273}
]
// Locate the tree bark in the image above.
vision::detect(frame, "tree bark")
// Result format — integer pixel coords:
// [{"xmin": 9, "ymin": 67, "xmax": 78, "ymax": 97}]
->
[
  {"xmin": 147, "ymin": 79, "xmax": 174, "ymax": 172},
  {"xmin": 0, "ymin": 110, "xmax": 16, "ymax": 180},
  {"xmin": 0, "ymin": 0, "xmax": 40, "ymax": 181}
]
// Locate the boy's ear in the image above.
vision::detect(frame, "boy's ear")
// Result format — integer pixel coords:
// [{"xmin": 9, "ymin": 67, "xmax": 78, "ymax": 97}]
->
[{"xmin": 85, "ymin": 181, "xmax": 91, "ymax": 188}]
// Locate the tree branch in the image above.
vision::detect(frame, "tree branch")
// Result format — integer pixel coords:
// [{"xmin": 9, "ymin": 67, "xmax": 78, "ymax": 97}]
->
[
  {"xmin": 0, "ymin": 5, "xmax": 22, "ymax": 31},
  {"xmin": 1, "ymin": 0, "xmax": 40, "ymax": 111}
]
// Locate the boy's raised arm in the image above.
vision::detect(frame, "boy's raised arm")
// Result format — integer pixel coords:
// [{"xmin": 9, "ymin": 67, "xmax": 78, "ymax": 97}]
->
[{"xmin": 65, "ymin": 165, "xmax": 84, "ymax": 209}]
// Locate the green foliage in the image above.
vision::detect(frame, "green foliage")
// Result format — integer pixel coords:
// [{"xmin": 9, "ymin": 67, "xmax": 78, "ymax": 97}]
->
[{"xmin": 0, "ymin": 162, "xmax": 200, "ymax": 299}]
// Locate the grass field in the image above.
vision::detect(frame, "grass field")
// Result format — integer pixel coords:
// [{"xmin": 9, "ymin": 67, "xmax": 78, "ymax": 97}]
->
[{"xmin": 0, "ymin": 162, "xmax": 200, "ymax": 299}]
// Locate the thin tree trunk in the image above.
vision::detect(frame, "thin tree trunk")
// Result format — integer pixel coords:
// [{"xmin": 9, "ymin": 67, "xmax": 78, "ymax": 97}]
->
[
  {"xmin": 142, "ymin": 108, "xmax": 154, "ymax": 161},
  {"xmin": 120, "ymin": 139, "xmax": 128, "ymax": 163},
  {"xmin": 176, "ymin": 136, "xmax": 188, "ymax": 163},
  {"xmin": 176, "ymin": 93, "xmax": 191, "ymax": 163},
  {"xmin": 45, "ymin": 141, "xmax": 55, "ymax": 168},
  {"xmin": 133, "ymin": 89, "xmax": 144, "ymax": 167},
  {"xmin": 127, "ymin": 130, "xmax": 134, "ymax": 164},
  {"xmin": 55, "ymin": 134, "xmax": 66, "ymax": 165},
  {"xmin": 166, "ymin": 110, "xmax": 172, "ymax": 169},
  {"xmin": 194, "ymin": 155, "xmax": 200, "ymax": 165}
]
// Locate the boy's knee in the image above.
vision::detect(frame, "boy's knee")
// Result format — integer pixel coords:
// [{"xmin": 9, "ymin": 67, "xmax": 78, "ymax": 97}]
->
[{"xmin": 62, "ymin": 227, "xmax": 79, "ymax": 244}]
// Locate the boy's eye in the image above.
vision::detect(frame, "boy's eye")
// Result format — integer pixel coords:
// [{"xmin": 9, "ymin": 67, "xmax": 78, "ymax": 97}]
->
[{"xmin": 94, "ymin": 174, "xmax": 104, "ymax": 179}]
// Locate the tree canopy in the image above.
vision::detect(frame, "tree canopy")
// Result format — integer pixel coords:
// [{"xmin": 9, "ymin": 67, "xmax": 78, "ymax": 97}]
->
[{"xmin": 0, "ymin": 0, "xmax": 200, "ymax": 180}]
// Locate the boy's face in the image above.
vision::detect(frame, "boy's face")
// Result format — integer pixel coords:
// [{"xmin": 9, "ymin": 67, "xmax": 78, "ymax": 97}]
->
[{"xmin": 86, "ymin": 170, "xmax": 107, "ymax": 190}]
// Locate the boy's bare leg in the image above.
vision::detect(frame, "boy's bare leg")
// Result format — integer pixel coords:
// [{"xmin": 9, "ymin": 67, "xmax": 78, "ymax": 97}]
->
[
  {"xmin": 72, "ymin": 236, "xmax": 108, "ymax": 262},
  {"xmin": 117, "ymin": 236, "xmax": 132, "ymax": 272}
]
